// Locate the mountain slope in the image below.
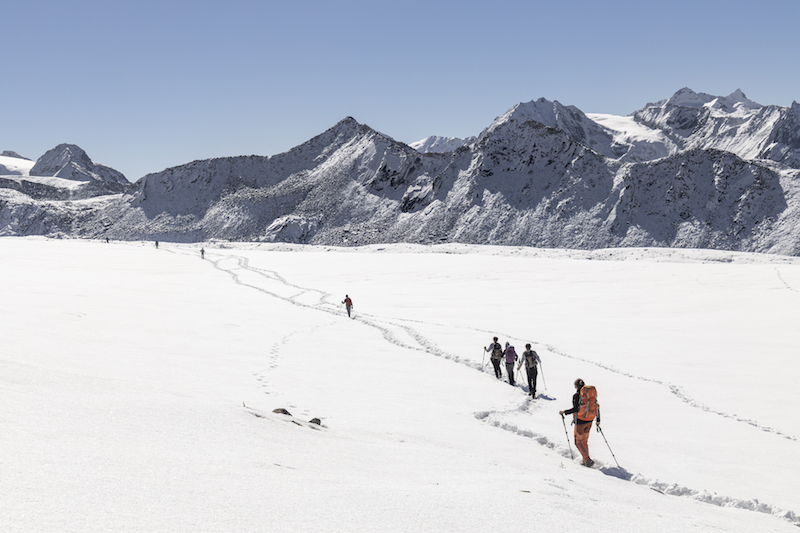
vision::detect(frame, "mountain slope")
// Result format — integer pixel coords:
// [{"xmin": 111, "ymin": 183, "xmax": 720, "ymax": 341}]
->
[
  {"xmin": 95, "ymin": 106, "xmax": 800, "ymax": 255},
  {"xmin": 99, "ymin": 118, "xmax": 451, "ymax": 241}
]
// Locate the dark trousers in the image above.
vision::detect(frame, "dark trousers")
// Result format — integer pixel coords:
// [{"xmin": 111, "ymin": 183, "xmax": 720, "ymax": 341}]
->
[
  {"xmin": 491, "ymin": 358, "xmax": 502, "ymax": 378},
  {"xmin": 526, "ymin": 366, "xmax": 538, "ymax": 397},
  {"xmin": 506, "ymin": 363, "xmax": 516, "ymax": 385}
]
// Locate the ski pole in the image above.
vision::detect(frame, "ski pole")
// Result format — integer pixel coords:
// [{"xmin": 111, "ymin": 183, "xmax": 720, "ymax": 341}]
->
[
  {"xmin": 560, "ymin": 413, "xmax": 574, "ymax": 460},
  {"xmin": 597, "ymin": 425, "xmax": 620, "ymax": 468},
  {"xmin": 539, "ymin": 363, "xmax": 548, "ymax": 392}
]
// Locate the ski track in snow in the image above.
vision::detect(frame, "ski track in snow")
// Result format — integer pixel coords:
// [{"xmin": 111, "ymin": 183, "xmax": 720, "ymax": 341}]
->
[
  {"xmin": 358, "ymin": 313, "xmax": 799, "ymax": 444},
  {"xmin": 169, "ymin": 246, "xmax": 800, "ymax": 527},
  {"xmin": 537, "ymin": 342, "xmax": 798, "ymax": 443}
]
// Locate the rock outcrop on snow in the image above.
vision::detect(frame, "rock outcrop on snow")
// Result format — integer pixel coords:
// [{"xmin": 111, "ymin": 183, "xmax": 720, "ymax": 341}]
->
[{"xmin": 2, "ymin": 89, "xmax": 800, "ymax": 255}]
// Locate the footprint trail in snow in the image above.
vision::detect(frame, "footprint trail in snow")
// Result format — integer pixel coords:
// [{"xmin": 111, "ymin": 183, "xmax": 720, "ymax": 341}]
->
[{"xmin": 178, "ymin": 247, "xmax": 800, "ymax": 527}]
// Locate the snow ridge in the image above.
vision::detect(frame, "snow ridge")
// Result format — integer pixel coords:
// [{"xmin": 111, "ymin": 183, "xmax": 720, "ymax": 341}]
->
[
  {"xmin": 410, "ymin": 135, "xmax": 476, "ymax": 153},
  {"xmin": 1, "ymin": 151, "xmax": 31, "ymax": 161}
]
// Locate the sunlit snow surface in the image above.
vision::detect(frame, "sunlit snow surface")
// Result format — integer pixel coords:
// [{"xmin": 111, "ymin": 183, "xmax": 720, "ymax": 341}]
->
[
  {"xmin": 586, "ymin": 113, "xmax": 676, "ymax": 161},
  {"xmin": 0, "ymin": 154, "xmax": 35, "ymax": 176},
  {"xmin": 2, "ymin": 238, "xmax": 799, "ymax": 532}
]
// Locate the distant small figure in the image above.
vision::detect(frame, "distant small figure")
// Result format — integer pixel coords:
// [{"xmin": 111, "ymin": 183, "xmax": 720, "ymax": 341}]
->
[
  {"xmin": 484, "ymin": 337, "xmax": 504, "ymax": 379},
  {"xmin": 504, "ymin": 342, "xmax": 518, "ymax": 385},
  {"xmin": 201, "ymin": 248, "xmax": 205, "ymax": 259},
  {"xmin": 342, "ymin": 295, "xmax": 353, "ymax": 318},
  {"xmin": 105, "ymin": 237, "xmax": 109, "ymax": 243},
  {"xmin": 155, "ymin": 241, "xmax": 159, "ymax": 249}
]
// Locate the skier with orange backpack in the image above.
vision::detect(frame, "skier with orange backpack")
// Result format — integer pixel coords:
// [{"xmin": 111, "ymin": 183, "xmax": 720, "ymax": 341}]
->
[{"xmin": 559, "ymin": 378, "xmax": 599, "ymax": 467}]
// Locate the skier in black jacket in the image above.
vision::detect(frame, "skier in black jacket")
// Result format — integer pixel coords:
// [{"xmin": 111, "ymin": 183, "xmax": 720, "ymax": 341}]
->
[
  {"xmin": 484, "ymin": 337, "xmax": 503, "ymax": 379},
  {"xmin": 518, "ymin": 344, "xmax": 541, "ymax": 398}
]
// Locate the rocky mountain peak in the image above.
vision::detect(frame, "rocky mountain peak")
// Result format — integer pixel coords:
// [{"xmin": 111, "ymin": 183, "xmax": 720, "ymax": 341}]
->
[
  {"xmin": 30, "ymin": 143, "xmax": 128, "ymax": 184},
  {"xmin": 665, "ymin": 87, "xmax": 716, "ymax": 108},
  {"xmin": 30, "ymin": 144, "xmax": 93, "ymax": 178}
]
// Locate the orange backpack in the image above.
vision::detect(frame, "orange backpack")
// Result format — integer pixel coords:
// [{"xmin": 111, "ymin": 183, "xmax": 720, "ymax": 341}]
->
[{"xmin": 577, "ymin": 385, "xmax": 598, "ymax": 421}]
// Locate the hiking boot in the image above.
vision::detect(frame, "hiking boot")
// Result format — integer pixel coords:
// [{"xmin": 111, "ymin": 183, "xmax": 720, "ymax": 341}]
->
[{"xmin": 584, "ymin": 459, "xmax": 594, "ymax": 467}]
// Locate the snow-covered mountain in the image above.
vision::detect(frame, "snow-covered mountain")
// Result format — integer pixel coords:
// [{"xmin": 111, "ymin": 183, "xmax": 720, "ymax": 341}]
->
[
  {"xmin": 1, "ymin": 144, "xmax": 129, "ymax": 197},
  {"xmin": 479, "ymin": 98, "xmax": 621, "ymax": 159},
  {"xmin": 629, "ymin": 88, "xmax": 800, "ymax": 168},
  {"xmin": 3, "ymin": 88, "xmax": 800, "ymax": 254},
  {"xmin": 30, "ymin": 144, "xmax": 129, "ymax": 185},
  {"xmin": 0, "ymin": 145, "xmax": 130, "ymax": 236}
]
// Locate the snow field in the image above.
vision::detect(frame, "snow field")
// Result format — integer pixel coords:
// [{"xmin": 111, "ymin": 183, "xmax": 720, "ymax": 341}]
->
[
  {"xmin": 1, "ymin": 238, "xmax": 799, "ymax": 532},
  {"xmin": 0, "ymin": 155, "xmax": 35, "ymax": 176}
]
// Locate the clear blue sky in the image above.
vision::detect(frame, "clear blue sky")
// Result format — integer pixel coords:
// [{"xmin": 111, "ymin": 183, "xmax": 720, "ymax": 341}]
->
[{"xmin": 4, "ymin": 0, "xmax": 799, "ymax": 181}]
